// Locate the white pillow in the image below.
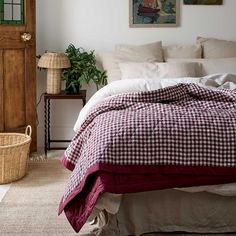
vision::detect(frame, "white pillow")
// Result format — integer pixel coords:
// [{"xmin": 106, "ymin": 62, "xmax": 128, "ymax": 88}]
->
[
  {"xmin": 197, "ymin": 37, "xmax": 236, "ymax": 58},
  {"xmin": 163, "ymin": 44, "xmax": 202, "ymax": 61},
  {"xmin": 100, "ymin": 41, "xmax": 163, "ymax": 83},
  {"xmin": 119, "ymin": 62, "xmax": 202, "ymax": 80},
  {"xmin": 167, "ymin": 58, "xmax": 236, "ymax": 76}
]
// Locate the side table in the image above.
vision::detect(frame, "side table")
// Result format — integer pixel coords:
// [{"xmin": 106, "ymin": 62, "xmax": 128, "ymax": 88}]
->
[{"xmin": 44, "ymin": 90, "xmax": 86, "ymax": 156}]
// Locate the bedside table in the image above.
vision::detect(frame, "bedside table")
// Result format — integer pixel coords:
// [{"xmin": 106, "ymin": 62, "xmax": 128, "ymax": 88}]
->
[{"xmin": 44, "ymin": 90, "xmax": 86, "ymax": 155}]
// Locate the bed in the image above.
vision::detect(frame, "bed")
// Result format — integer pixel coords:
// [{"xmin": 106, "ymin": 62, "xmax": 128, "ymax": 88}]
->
[{"xmin": 59, "ymin": 38, "xmax": 236, "ymax": 236}]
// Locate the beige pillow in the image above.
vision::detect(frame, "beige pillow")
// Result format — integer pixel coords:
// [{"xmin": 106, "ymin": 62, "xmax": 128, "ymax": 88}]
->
[
  {"xmin": 119, "ymin": 62, "xmax": 202, "ymax": 80},
  {"xmin": 115, "ymin": 41, "xmax": 163, "ymax": 62},
  {"xmin": 167, "ymin": 58, "xmax": 236, "ymax": 76},
  {"xmin": 163, "ymin": 44, "xmax": 202, "ymax": 61},
  {"xmin": 197, "ymin": 37, "xmax": 236, "ymax": 58},
  {"xmin": 100, "ymin": 41, "xmax": 163, "ymax": 83},
  {"xmin": 99, "ymin": 52, "xmax": 121, "ymax": 83}
]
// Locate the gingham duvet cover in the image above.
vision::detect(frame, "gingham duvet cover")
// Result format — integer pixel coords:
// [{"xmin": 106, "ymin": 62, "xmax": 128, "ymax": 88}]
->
[{"xmin": 59, "ymin": 83, "xmax": 236, "ymax": 232}]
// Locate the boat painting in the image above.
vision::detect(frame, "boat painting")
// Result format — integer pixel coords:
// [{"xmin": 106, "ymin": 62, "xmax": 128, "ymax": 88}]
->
[
  {"xmin": 184, "ymin": 0, "xmax": 223, "ymax": 4},
  {"xmin": 130, "ymin": 0, "xmax": 179, "ymax": 27}
]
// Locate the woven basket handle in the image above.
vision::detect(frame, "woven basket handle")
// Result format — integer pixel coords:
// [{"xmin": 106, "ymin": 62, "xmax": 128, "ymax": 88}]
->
[{"xmin": 25, "ymin": 125, "xmax": 32, "ymax": 137}]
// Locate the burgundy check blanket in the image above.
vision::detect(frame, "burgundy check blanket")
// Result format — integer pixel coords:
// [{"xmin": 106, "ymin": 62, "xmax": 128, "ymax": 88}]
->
[{"xmin": 59, "ymin": 83, "xmax": 236, "ymax": 232}]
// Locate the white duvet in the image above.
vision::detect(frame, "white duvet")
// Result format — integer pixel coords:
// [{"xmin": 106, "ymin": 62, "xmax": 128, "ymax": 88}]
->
[
  {"xmin": 74, "ymin": 73, "xmax": 236, "ymax": 197},
  {"xmin": 74, "ymin": 73, "xmax": 236, "ymax": 132}
]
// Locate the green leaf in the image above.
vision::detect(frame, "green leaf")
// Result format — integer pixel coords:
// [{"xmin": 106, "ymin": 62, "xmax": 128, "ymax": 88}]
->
[{"xmin": 62, "ymin": 43, "xmax": 107, "ymax": 93}]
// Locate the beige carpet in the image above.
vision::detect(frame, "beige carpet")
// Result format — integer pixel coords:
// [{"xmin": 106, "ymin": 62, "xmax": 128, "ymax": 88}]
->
[
  {"xmin": 0, "ymin": 158, "xmax": 78, "ymax": 236},
  {"xmin": 0, "ymin": 158, "xmax": 235, "ymax": 236}
]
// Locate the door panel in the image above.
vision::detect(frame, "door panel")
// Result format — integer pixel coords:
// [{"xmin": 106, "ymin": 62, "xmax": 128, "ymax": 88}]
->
[
  {"xmin": 24, "ymin": 44, "xmax": 37, "ymax": 150},
  {"xmin": 0, "ymin": 50, "xmax": 3, "ymax": 132},
  {"xmin": 4, "ymin": 49, "xmax": 26, "ymax": 130},
  {"xmin": 0, "ymin": 0, "xmax": 37, "ymax": 151},
  {"xmin": 0, "ymin": 31, "xmax": 26, "ymax": 48}
]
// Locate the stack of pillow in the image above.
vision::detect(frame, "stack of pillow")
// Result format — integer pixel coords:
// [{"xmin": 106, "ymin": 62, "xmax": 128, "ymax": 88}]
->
[{"xmin": 99, "ymin": 37, "xmax": 236, "ymax": 83}]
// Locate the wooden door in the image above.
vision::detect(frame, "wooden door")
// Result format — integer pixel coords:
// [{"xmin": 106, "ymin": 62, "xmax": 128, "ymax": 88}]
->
[{"xmin": 0, "ymin": 0, "xmax": 37, "ymax": 151}]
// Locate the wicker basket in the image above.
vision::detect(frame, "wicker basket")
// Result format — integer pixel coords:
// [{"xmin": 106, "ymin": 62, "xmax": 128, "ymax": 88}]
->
[{"xmin": 0, "ymin": 126, "xmax": 32, "ymax": 184}]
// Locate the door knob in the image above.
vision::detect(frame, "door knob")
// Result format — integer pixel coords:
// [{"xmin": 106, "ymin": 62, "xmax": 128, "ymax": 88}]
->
[{"xmin": 21, "ymin": 33, "xmax": 32, "ymax": 42}]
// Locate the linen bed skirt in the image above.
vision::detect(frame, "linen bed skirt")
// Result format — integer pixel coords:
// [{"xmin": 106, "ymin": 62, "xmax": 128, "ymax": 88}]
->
[{"xmin": 78, "ymin": 189, "xmax": 236, "ymax": 236}]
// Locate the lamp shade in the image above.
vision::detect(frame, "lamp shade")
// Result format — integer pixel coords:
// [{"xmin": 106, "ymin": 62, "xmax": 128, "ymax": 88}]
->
[
  {"xmin": 38, "ymin": 52, "xmax": 71, "ymax": 94},
  {"xmin": 38, "ymin": 52, "xmax": 71, "ymax": 69}
]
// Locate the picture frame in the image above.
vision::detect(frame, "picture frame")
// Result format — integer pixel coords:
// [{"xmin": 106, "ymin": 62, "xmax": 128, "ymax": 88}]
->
[
  {"xmin": 183, "ymin": 0, "xmax": 223, "ymax": 5},
  {"xmin": 129, "ymin": 0, "xmax": 180, "ymax": 28}
]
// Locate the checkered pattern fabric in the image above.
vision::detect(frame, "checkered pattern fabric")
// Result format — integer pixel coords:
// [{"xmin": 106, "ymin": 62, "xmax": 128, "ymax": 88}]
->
[{"xmin": 62, "ymin": 83, "xmax": 236, "ymax": 200}]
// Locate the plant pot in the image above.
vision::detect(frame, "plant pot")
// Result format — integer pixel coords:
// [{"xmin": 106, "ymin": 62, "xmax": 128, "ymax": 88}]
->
[{"xmin": 65, "ymin": 81, "xmax": 81, "ymax": 94}]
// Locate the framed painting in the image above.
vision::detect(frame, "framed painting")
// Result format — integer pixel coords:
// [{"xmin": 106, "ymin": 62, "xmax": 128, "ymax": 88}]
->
[
  {"xmin": 129, "ymin": 0, "xmax": 180, "ymax": 27},
  {"xmin": 184, "ymin": 0, "xmax": 223, "ymax": 5}
]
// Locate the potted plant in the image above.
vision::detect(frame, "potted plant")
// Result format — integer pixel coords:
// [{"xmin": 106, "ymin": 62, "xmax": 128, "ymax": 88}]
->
[{"xmin": 62, "ymin": 44, "xmax": 107, "ymax": 94}]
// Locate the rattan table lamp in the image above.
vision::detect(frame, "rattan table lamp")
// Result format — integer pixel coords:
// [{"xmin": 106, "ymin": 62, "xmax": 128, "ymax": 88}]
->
[{"xmin": 38, "ymin": 52, "xmax": 71, "ymax": 94}]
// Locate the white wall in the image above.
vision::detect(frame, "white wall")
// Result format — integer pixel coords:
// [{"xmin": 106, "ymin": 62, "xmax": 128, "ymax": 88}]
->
[{"xmin": 36, "ymin": 0, "xmax": 236, "ymax": 149}]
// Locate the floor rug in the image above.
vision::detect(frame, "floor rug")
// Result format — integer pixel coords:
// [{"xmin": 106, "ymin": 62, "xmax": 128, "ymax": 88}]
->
[
  {"xmin": 0, "ymin": 158, "xmax": 78, "ymax": 236},
  {"xmin": 0, "ymin": 158, "xmax": 235, "ymax": 236}
]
